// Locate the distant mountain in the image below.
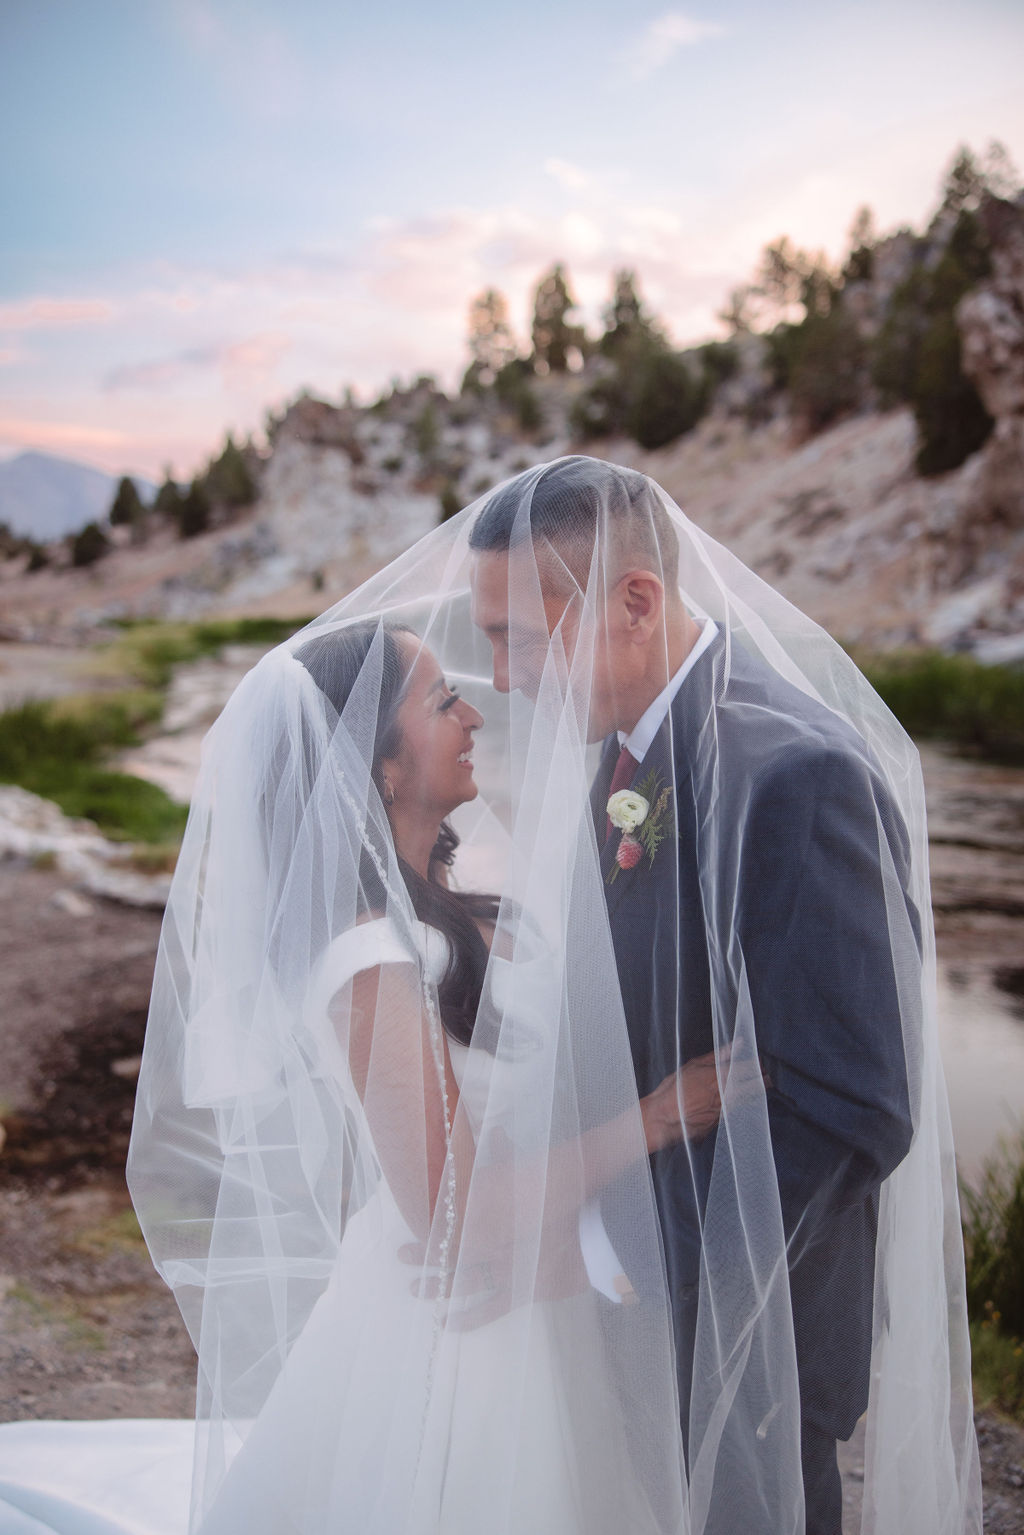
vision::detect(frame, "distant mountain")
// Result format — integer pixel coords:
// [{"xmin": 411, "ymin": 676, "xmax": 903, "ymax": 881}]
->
[{"xmin": 0, "ymin": 452, "xmax": 154, "ymax": 540}]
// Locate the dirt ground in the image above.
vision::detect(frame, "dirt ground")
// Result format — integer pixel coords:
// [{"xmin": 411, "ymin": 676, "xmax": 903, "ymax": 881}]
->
[
  {"xmin": 1, "ymin": 858, "xmax": 1023, "ymax": 1530},
  {"xmin": 0, "ymin": 862, "xmax": 194, "ymax": 1421}
]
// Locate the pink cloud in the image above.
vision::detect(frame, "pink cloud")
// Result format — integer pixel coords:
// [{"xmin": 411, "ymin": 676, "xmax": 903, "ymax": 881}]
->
[
  {"xmin": 0, "ymin": 416, "xmax": 131, "ymax": 453},
  {"xmin": 0, "ymin": 298, "xmax": 116, "ymax": 333},
  {"xmin": 102, "ymin": 332, "xmax": 291, "ymax": 394}
]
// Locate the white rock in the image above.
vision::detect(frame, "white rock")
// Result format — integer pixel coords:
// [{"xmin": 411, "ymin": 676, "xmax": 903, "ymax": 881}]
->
[
  {"xmin": 0, "ymin": 785, "xmax": 170, "ymax": 909},
  {"xmin": 50, "ymin": 888, "xmax": 94, "ymax": 917}
]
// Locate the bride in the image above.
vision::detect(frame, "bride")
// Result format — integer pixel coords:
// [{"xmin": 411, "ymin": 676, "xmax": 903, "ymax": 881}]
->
[
  {"xmin": 128, "ymin": 458, "xmax": 980, "ymax": 1535},
  {"xmin": 129, "ymin": 614, "xmax": 702, "ymax": 1534}
]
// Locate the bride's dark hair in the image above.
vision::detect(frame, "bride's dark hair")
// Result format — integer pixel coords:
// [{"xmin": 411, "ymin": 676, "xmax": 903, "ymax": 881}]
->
[{"xmin": 295, "ymin": 620, "xmax": 498, "ymax": 1047}]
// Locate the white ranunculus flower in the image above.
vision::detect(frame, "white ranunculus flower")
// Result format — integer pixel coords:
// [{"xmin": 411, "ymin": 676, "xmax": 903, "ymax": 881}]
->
[{"xmin": 607, "ymin": 789, "xmax": 649, "ymax": 833}]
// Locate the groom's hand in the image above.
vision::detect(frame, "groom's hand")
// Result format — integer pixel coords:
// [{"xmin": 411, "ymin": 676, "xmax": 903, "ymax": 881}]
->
[{"xmin": 643, "ymin": 1044, "xmax": 766, "ymax": 1151}]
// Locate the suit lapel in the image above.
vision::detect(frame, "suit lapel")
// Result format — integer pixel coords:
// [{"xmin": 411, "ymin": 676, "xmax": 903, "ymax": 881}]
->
[{"xmin": 590, "ymin": 736, "xmax": 619, "ymax": 841}]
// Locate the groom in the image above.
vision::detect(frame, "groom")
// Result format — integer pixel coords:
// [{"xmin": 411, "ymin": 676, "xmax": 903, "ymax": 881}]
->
[{"xmin": 468, "ymin": 456, "xmax": 916, "ymax": 1535}]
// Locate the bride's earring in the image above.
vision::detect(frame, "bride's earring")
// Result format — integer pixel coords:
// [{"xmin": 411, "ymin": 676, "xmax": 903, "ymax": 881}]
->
[{"xmin": 382, "ymin": 776, "xmax": 395, "ymax": 807}]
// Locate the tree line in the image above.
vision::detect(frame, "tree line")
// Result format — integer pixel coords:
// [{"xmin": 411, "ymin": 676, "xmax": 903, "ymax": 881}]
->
[
  {"xmin": 7, "ymin": 435, "xmax": 259, "ymax": 573},
  {"xmin": 459, "ymin": 140, "xmax": 1019, "ymax": 471}
]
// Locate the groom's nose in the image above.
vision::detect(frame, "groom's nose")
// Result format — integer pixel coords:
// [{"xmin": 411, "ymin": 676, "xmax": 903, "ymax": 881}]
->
[{"xmin": 488, "ymin": 641, "xmax": 511, "ymax": 694}]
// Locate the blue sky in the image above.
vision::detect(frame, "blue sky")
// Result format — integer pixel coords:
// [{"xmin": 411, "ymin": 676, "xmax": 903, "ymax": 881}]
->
[{"xmin": 2, "ymin": 0, "xmax": 1023, "ymax": 478}]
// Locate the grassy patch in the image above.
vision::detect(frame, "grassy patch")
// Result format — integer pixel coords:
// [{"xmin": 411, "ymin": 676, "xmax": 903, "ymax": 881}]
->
[
  {"xmin": 107, "ymin": 616, "xmax": 312, "ymax": 688},
  {"xmin": 8, "ymin": 1283, "xmax": 108, "ymax": 1353},
  {"xmin": 970, "ymin": 1317, "xmax": 1024, "ymax": 1418},
  {"xmin": 0, "ymin": 693, "xmax": 187, "ymax": 842},
  {"xmin": 1, "ymin": 617, "xmax": 311, "ymax": 843},
  {"xmin": 69, "ymin": 1206, "xmax": 147, "ymax": 1259},
  {"xmin": 858, "ymin": 651, "xmax": 1024, "ymax": 764},
  {"xmin": 124, "ymin": 842, "xmax": 180, "ymax": 874},
  {"xmin": 963, "ymin": 1127, "xmax": 1024, "ymax": 1420}
]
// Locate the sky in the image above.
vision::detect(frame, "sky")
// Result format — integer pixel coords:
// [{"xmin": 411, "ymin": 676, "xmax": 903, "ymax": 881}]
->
[{"xmin": 2, "ymin": 0, "xmax": 1023, "ymax": 481}]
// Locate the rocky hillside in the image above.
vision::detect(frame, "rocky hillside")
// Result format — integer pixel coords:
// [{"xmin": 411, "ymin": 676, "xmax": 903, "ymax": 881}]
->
[{"xmin": 2, "ymin": 197, "xmax": 1022, "ymax": 659}]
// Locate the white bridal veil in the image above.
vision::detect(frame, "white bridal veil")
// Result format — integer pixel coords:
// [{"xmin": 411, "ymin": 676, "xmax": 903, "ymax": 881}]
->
[{"xmin": 127, "ymin": 456, "xmax": 980, "ymax": 1534}]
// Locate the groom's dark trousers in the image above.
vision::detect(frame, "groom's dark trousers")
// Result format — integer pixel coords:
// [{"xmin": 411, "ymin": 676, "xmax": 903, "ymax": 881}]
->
[{"xmin": 594, "ymin": 633, "xmax": 916, "ymax": 1535}]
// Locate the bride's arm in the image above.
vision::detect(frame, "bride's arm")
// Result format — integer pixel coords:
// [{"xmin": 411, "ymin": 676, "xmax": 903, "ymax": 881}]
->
[
  {"xmin": 467, "ymin": 1046, "xmax": 756, "ymax": 1229},
  {"xmin": 334, "ymin": 957, "xmax": 757, "ymax": 1247},
  {"xmin": 333, "ymin": 960, "xmax": 463, "ymax": 1240}
]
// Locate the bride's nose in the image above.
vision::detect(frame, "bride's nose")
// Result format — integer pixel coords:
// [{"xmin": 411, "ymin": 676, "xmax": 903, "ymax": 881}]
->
[{"xmin": 459, "ymin": 698, "xmax": 484, "ymax": 730}]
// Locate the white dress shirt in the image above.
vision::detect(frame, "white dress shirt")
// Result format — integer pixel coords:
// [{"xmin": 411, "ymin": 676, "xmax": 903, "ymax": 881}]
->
[{"xmin": 619, "ymin": 618, "xmax": 718, "ymax": 761}]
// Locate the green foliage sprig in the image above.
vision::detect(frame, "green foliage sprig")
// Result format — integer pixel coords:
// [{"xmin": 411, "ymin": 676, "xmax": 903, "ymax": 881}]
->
[{"xmin": 635, "ymin": 769, "xmax": 675, "ymax": 865}]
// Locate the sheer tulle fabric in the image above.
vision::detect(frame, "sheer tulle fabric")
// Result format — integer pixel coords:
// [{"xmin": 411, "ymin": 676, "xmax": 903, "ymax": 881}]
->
[{"xmin": 128, "ymin": 457, "xmax": 980, "ymax": 1533}]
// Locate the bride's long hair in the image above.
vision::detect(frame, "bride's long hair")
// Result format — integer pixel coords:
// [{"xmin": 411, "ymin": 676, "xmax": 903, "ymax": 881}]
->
[{"xmin": 295, "ymin": 619, "xmax": 498, "ymax": 1046}]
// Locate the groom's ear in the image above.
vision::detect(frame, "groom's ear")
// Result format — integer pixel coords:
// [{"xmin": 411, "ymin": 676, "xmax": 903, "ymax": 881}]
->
[{"xmin": 616, "ymin": 569, "xmax": 665, "ymax": 644}]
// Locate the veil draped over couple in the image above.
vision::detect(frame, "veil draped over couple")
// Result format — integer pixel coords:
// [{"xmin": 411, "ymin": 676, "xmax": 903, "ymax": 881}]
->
[{"xmin": 127, "ymin": 456, "xmax": 980, "ymax": 1535}]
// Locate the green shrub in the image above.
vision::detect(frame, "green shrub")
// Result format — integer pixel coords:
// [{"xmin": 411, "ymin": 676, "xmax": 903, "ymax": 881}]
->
[
  {"xmin": 494, "ymin": 358, "xmax": 535, "ymax": 406},
  {"xmin": 695, "ymin": 340, "xmax": 739, "ymax": 394},
  {"xmin": 860, "ymin": 651, "xmax": 1024, "ymax": 763},
  {"xmin": 569, "ymin": 373, "xmax": 627, "ymax": 440},
  {"xmin": 514, "ymin": 385, "xmax": 543, "ymax": 434},
  {"xmin": 626, "ymin": 351, "xmax": 707, "ymax": 450}
]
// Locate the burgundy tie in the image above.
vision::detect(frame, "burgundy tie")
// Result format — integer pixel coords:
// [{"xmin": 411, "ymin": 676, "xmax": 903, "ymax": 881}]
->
[{"xmin": 605, "ymin": 745, "xmax": 638, "ymax": 843}]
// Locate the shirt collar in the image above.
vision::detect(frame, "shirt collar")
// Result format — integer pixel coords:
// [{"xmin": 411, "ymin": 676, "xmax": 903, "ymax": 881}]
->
[{"xmin": 618, "ymin": 620, "xmax": 718, "ymax": 763}]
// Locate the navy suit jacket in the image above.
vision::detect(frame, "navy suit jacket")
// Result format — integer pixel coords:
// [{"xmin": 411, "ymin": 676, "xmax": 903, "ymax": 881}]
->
[{"xmin": 593, "ymin": 632, "xmax": 916, "ymax": 1439}]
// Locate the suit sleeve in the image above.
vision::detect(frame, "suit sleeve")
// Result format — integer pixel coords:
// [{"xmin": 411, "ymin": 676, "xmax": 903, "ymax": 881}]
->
[{"xmin": 737, "ymin": 745, "xmax": 917, "ymax": 1235}]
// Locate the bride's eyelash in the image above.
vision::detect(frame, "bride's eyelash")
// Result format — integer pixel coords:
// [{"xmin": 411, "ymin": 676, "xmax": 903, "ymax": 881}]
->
[{"xmin": 438, "ymin": 687, "xmax": 460, "ymax": 713}]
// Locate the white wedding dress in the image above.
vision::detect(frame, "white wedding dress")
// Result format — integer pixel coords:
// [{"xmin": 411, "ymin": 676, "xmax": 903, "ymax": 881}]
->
[
  {"xmin": 194, "ymin": 915, "xmax": 661, "ymax": 1535},
  {"xmin": 0, "ymin": 919, "xmax": 659, "ymax": 1535}
]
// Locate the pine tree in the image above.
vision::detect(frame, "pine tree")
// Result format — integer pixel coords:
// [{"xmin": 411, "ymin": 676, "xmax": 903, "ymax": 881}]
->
[
  {"xmin": 844, "ymin": 206, "xmax": 877, "ymax": 282},
  {"xmin": 206, "ymin": 434, "xmax": 256, "ymax": 509},
  {"xmin": 70, "ymin": 522, "xmax": 110, "ymax": 567},
  {"xmin": 154, "ymin": 470, "xmax": 183, "ymax": 521},
  {"xmin": 109, "ymin": 476, "xmax": 145, "ymax": 528},
  {"xmin": 467, "ymin": 289, "xmax": 516, "ymax": 384},
  {"xmin": 600, "ymin": 270, "xmax": 664, "ymax": 359},
  {"xmin": 178, "ymin": 480, "xmax": 212, "ymax": 539},
  {"xmin": 531, "ymin": 264, "xmax": 582, "ymax": 373}
]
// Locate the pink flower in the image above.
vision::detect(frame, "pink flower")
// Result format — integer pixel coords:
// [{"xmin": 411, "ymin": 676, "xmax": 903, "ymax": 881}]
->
[{"xmin": 616, "ymin": 835, "xmax": 643, "ymax": 870}]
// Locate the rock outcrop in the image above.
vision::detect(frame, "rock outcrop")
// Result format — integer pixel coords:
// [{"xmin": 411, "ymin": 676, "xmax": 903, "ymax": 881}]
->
[{"xmin": 958, "ymin": 197, "xmax": 1024, "ymax": 538}]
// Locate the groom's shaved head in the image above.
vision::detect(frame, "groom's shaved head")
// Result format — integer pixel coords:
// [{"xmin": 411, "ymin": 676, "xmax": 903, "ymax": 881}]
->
[{"xmin": 468, "ymin": 455, "xmax": 680, "ymax": 597}]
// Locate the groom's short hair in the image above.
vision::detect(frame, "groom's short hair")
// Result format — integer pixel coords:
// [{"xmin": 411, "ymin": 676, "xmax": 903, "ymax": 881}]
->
[{"xmin": 468, "ymin": 455, "xmax": 680, "ymax": 595}]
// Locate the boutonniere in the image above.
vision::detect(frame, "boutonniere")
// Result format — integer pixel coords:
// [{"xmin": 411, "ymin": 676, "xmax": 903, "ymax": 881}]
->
[{"xmin": 606, "ymin": 769, "xmax": 675, "ymax": 883}]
